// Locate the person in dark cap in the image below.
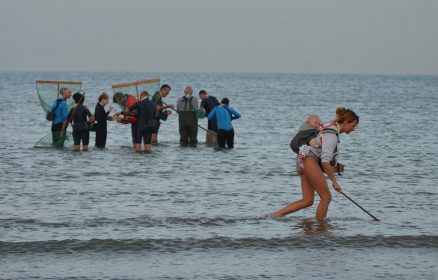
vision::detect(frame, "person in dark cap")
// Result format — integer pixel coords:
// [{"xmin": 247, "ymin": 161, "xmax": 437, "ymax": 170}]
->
[
  {"xmin": 207, "ymin": 98, "xmax": 241, "ymax": 149},
  {"xmin": 199, "ymin": 89, "xmax": 220, "ymax": 145}
]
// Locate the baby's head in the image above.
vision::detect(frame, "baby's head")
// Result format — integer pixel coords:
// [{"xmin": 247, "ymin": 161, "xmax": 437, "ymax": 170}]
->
[{"xmin": 306, "ymin": 115, "xmax": 321, "ymax": 128}]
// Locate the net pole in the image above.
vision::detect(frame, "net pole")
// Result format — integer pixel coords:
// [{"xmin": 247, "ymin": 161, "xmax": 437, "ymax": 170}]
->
[{"xmin": 135, "ymin": 84, "xmax": 139, "ymax": 99}]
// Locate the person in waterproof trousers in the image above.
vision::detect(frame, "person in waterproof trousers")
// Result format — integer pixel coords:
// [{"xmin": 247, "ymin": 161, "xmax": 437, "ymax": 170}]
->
[
  {"xmin": 50, "ymin": 87, "xmax": 72, "ymax": 146},
  {"xmin": 176, "ymin": 85, "xmax": 199, "ymax": 147},
  {"xmin": 199, "ymin": 89, "xmax": 220, "ymax": 132},
  {"xmin": 207, "ymin": 98, "xmax": 241, "ymax": 149},
  {"xmin": 151, "ymin": 84, "xmax": 174, "ymax": 144},
  {"xmin": 94, "ymin": 92, "xmax": 113, "ymax": 148}
]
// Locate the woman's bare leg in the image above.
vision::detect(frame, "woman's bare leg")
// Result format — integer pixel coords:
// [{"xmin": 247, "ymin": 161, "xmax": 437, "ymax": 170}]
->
[
  {"xmin": 303, "ymin": 158, "xmax": 332, "ymax": 221},
  {"xmin": 82, "ymin": 145, "xmax": 88, "ymax": 151},
  {"xmin": 272, "ymin": 174, "xmax": 315, "ymax": 218},
  {"xmin": 73, "ymin": 145, "xmax": 80, "ymax": 151}
]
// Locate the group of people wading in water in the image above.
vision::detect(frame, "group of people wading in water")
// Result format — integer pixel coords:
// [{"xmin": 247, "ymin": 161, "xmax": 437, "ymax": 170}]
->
[
  {"xmin": 49, "ymin": 84, "xmax": 360, "ymax": 221},
  {"xmin": 49, "ymin": 84, "xmax": 241, "ymax": 153}
]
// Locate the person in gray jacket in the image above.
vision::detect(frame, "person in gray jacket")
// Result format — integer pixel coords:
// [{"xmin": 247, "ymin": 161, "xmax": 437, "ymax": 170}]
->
[{"xmin": 176, "ymin": 85, "xmax": 199, "ymax": 147}]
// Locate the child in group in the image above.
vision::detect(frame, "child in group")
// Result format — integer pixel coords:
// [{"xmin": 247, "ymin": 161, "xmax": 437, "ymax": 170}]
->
[{"xmin": 94, "ymin": 92, "xmax": 113, "ymax": 149}]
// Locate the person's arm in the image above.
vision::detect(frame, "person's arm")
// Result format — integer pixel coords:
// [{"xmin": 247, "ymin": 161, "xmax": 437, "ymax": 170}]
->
[
  {"xmin": 229, "ymin": 107, "xmax": 241, "ymax": 120},
  {"xmin": 192, "ymin": 97, "xmax": 199, "ymax": 111},
  {"xmin": 129, "ymin": 102, "xmax": 138, "ymax": 112},
  {"xmin": 85, "ymin": 107, "xmax": 92, "ymax": 117},
  {"xmin": 200, "ymin": 99, "xmax": 206, "ymax": 109},
  {"xmin": 207, "ymin": 107, "xmax": 217, "ymax": 120},
  {"xmin": 85, "ymin": 107, "xmax": 95, "ymax": 122},
  {"xmin": 176, "ymin": 98, "xmax": 182, "ymax": 113},
  {"xmin": 320, "ymin": 133, "xmax": 341, "ymax": 192},
  {"xmin": 61, "ymin": 102, "xmax": 68, "ymax": 121}
]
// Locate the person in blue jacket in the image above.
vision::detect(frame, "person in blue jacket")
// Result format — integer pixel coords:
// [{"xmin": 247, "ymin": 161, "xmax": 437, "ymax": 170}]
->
[
  {"xmin": 207, "ymin": 98, "xmax": 241, "ymax": 149},
  {"xmin": 50, "ymin": 87, "xmax": 72, "ymax": 145}
]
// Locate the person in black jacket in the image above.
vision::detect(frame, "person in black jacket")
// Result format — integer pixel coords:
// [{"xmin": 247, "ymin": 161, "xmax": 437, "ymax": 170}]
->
[
  {"xmin": 94, "ymin": 92, "xmax": 113, "ymax": 149},
  {"xmin": 199, "ymin": 90, "xmax": 220, "ymax": 132},
  {"xmin": 68, "ymin": 92, "xmax": 94, "ymax": 151},
  {"xmin": 129, "ymin": 91, "xmax": 155, "ymax": 153}
]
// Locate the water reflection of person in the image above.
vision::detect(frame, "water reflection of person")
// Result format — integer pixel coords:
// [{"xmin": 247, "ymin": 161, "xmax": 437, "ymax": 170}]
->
[
  {"xmin": 296, "ymin": 219, "xmax": 329, "ymax": 235},
  {"xmin": 272, "ymin": 108, "xmax": 359, "ymax": 221}
]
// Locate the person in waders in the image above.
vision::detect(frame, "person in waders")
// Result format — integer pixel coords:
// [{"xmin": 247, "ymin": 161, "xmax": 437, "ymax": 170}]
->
[
  {"xmin": 199, "ymin": 89, "xmax": 220, "ymax": 145},
  {"xmin": 50, "ymin": 87, "xmax": 72, "ymax": 146},
  {"xmin": 151, "ymin": 84, "xmax": 174, "ymax": 144},
  {"xmin": 176, "ymin": 85, "xmax": 199, "ymax": 147}
]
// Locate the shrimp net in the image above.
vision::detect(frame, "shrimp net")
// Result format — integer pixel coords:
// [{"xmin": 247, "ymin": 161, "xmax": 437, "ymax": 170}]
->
[
  {"xmin": 111, "ymin": 78, "xmax": 160, "ymax": 110},
  {"xmin": 35, "ymin": 80, "xmax": 81, "ymax": 148},
  {"xmin": 36, "ymin": 80, "xmax": 82, "ymax": 112},
  {"xmin": 34, "ymin": 132, "xmax": 74, "ymax": 149}
]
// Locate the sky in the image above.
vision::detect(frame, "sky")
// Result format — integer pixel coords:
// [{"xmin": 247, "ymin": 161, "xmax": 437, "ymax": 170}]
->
[{"xmin": 0, "ymin": 0, "xmax": 437, "ymax": 75}]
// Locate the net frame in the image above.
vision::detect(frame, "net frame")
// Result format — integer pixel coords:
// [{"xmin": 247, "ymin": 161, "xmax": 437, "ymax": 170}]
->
[
  {"xmin": 111, "ymin": 78, "xmax": 160, "ymax": 100},
  {"xmin": 36, "ymin": 80, "xmax": 82, "ymax": 112}
]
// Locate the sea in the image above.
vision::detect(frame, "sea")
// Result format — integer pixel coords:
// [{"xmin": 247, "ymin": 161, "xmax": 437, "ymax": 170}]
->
[{"xmin": 0, "ymin": 71, "xmax": 437, "ymax": 279}]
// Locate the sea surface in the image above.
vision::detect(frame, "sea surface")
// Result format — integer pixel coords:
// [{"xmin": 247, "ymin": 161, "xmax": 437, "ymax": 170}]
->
[{"xmin": 0, "ymin": 71, "xmax": 437, "ymax": 279}]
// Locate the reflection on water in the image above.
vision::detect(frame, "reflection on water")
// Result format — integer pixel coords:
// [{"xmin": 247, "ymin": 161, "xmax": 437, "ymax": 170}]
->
[{"xmin": 295, "ymin": 219, "xmax": 331, "ymax": 235}]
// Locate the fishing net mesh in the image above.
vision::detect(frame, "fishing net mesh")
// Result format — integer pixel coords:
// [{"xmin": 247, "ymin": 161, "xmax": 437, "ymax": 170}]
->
[
  {"xmin": 36, "ymin": 81, "xmax": 81, "ymax": 112},
  {"xmin": 34, "ymin": 132, "xmax": 74, "ymax": 148},
  {"xmin": 112, "ymin": 78, "xmax": 160, "ymax": 109}
]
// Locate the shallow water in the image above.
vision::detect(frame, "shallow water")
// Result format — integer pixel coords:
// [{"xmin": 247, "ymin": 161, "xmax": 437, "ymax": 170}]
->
[{"xmin": 1, "ymin": 72, "xmax": 437, "ymax": 279}]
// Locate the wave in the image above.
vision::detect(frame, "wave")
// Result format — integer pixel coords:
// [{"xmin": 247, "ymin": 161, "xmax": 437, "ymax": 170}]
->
[
  {"xmin": 0, "ymin": 216, "xmax": 267, "ymax": 229},
  {"xmin": 1, "ymin": 236, "xmax": 437, "ymax": 254}
]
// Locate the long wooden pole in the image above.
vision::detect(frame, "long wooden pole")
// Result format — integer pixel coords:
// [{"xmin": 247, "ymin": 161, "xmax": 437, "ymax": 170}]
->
[{"xmin": 60, "ymin": 93, "xmax": 86, "ymax": 137}]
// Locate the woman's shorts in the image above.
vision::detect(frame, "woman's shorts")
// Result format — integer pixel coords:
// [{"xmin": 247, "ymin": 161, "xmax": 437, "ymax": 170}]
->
[
  {"xmin": 73, "ymin": 130, "xmax": 89, "ymax": 145},
  {"xmin": 136, "ymin": 127, "xmax": 153, "ymax": 144},
  {"xmin": 296, "ymin": 150, "xmax": 321, "ymax": 174}
]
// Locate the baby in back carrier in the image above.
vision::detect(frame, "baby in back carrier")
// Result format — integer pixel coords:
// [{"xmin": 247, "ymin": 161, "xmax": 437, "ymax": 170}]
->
[
  {"xmin": 299, "ymin": 115, "xmax": 321, "ymax": 148},
  {"xmin": 296, "ymin": 115, "xmax": 321, "ymax": 171}
]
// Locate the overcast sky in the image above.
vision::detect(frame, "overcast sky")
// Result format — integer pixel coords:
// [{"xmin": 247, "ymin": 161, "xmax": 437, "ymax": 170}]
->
[{"xmin": 0, "ymin": 0, "xmax": 437, "ymax": 74}]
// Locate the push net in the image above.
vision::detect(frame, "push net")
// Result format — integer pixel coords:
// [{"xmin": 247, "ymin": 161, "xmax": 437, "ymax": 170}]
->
[
  {"xmin": 36, "ymin": 80, "xmax": 82, "ymax": 112},
  {"xmin": 34, "ymin": 132, "xmax": 74, "ymax": 149},
  {"xmin": 111, "ymin": 78, "xmax": 160, "ymax": 110}
]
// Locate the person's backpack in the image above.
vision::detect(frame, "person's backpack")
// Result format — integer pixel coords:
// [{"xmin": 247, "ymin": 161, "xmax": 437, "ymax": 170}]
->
[
  {"xmin": 290, "ymin": 124, "xmax": 338, "ymax": 154},
  {"xmin": 46, "ymin": 99, "xmax": 63, "ymax": 121}
]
